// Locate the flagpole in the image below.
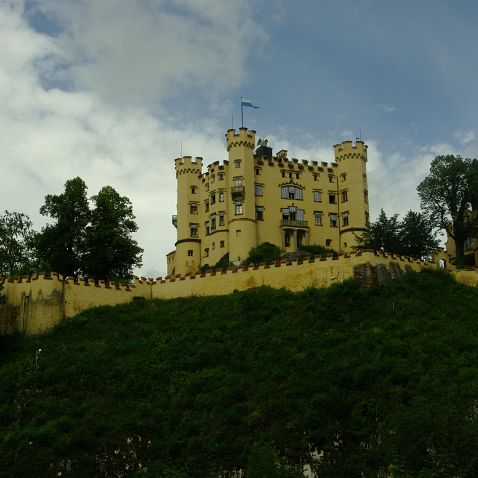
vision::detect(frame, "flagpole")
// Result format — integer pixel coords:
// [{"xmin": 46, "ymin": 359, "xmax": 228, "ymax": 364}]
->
[{"xmin": 240, "ymin": 96, "xmax": 244, "ymax": 128}]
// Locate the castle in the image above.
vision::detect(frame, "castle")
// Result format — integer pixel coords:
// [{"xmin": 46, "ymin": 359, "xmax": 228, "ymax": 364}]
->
[
  {"xmin": 167, "ymin": 128, "xmax": 370, "ymax": 276},
  {"xmin": 3, "ymin": 127, "xmax": 477, "ymax": 336}
]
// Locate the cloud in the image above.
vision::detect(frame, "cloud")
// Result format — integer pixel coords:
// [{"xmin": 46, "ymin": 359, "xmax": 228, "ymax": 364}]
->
[
  {"xmin": 30, "ymin": 0, "xmax": 266, "ymax": 106},
  {"xmin": 374, "ymin": 104, "xmax": 398, "ymax": 114},
  {"xmin": 454, "ymin": 129, "xmax": 475, "ymax": 145},
  {"xmin": 0, "ymin": 1, "xmax": 268, "ymax": 277}
]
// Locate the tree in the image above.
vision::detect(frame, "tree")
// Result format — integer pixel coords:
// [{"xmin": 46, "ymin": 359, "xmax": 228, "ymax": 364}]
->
[
  {"xmin": 399, "ymin": 210, "xmax": 439, "ymax": 259},
  {"xmin": 0, "ymin": 211, "xmax": 35, "ymax": 276},
  {"xmin": 417, "ymin": 155, "xmax": 477, "ymax": 267},
  {"xmin": 35, "ymin": 177, "xmax": 90, "ymax": 276},
  {"xmin": 354, "ymin": 209, "xmax": 439, "ymax": 259},
  {"xmin": 354, "ymin": 209, "xmax": 401, "ymax": 253},
  {"xmin": 83, "ymin": 186, "xmax": 143, "ymax": 281}
]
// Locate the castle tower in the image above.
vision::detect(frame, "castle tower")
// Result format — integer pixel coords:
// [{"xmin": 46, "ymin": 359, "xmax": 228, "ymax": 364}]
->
[
  {"xmin": 333, "ymin": 140, "xmax": 369, "ymax": 252},
  {"xmin": 174, "ymin": 156, "xmax": 203, "ymax": 275},
  {"xmin": 226, "ymin": 128, "xmax": 257, "ymax": 263}
]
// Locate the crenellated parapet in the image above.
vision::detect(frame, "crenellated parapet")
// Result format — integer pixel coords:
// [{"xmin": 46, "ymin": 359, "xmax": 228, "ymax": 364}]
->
[
  {"xmin": 175, "ymin": 156, "xmax": 203, "ymax": 176},
  {"xmin": 333, "ymin": 140, "xmax": 368, "ymax": 162},
  {"xmin": 226, "ymin": 128, "xmax": 256, "ymax": 151}
]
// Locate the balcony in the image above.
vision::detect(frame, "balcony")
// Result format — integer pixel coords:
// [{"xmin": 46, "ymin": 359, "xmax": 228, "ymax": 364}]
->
[
  {"xmin": 231, "ymin": 185, "xmax": 245, "ymax": 200},
  {"xmin": 281, "ymin": 219, "xmax": 308, "ymax": 228},
  {"xmin": 172, "ymin": 215, "xmax": 177, "ymax": 228}
]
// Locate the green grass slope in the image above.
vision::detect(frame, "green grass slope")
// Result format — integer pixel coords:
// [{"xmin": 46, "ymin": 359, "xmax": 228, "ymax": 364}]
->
[{"xmin": 1, "ymin": 269, "xmax": 478, "ymax": 477}]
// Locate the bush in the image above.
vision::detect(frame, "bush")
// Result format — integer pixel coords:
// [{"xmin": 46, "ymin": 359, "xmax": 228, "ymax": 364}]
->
[{"xmin": 246, "ymin": 243, "xmax": 281, "ymax": 265}]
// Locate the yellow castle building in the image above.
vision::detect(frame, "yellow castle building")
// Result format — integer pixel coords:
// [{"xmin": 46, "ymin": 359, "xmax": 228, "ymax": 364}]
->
[{"xmin": 167, "ymin": 128, "xmax": 370, "ymax": 276}]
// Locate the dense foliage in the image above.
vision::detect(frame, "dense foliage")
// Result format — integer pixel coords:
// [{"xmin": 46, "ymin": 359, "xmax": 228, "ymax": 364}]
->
[
  {"xmin": 35, "ymin": 178, "xmax": 142, "ymax": 280},
  {"xmin": 417, "ymin": 155, "xmax": 478, "ymax": 267},
  {"xmin": 246, "ymin": 242, "xmax": 281, "ymax": 265},
  {"xmin": 355, "ymin": 209, "xmax": 439, "ymax": 259},
  {"xmin": 83, "ymin": 186, "xmax": 143, "ymax": 281},
  {"xmin": 0, "ymin": 210, "xmax": 36, "ymax": 276},
  {"xmin": 1, "ymin": 270, "xmax": 478, "ymax": 476}
]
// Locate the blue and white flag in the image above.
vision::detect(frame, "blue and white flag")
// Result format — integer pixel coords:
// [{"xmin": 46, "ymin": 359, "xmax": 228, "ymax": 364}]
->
[{"xmin": 241, "ymin": 97, "xmax": 259, "ymax": 109}]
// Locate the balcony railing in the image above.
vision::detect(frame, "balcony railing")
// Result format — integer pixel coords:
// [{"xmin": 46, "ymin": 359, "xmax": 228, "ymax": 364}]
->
[
  {"xmin": 231, "ymin": 185, "xmax": 245, "ymax": 199},
  {"xmin": 281, "ymin": 219, "xmax": 308, "ymax": 228},
  {"xmin": 172, "ymin": 215, "xmax": 177, "ymax": 227}
]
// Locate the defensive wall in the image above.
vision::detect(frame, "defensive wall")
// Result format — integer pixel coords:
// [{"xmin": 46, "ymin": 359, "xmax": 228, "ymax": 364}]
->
[{"xmin": 1, "ymin": 251, "xmax": 477, "ymax": 335}]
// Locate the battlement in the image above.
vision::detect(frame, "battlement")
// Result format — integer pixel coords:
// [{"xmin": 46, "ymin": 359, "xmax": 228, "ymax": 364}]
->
[
  {"xmin": 175, "ymin": 156, "xmax": 203, "ymax": 173},
  {"xmin": 333, "ymin": 140, "xmax": 368, "ymax": 161},
  {"xmin": 226, "ymin": 128, "xmax": 256, "ymax": 151}
]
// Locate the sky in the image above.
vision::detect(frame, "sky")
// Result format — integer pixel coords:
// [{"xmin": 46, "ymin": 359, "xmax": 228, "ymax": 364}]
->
[{"xmin": 1, "ymin": 0, "xmax": 478, "ymax": 277}]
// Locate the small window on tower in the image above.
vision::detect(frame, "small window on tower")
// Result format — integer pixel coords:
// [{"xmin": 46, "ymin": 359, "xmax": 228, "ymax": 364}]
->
[
  {"xmin": 190, "ymin": 186, "xmax": 197, "ymax": 194},
  {"xmin": 234, "ymin": 160, "xmax": 241, "ymax": 168},
  {"xmin": 341, "ymin": 190, "xmax": 348, "ymax": 203},
  {"xmin": 188, "ymin": 250, "xmax": 193, "ymax": 257}
]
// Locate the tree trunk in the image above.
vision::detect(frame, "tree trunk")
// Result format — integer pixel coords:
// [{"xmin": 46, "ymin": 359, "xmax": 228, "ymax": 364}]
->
[{"xmin": 454, "ymin": 236, "xmax": 466, "ymax": 268}]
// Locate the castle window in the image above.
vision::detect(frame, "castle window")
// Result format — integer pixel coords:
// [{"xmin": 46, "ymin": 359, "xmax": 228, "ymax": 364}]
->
[
  {"xmin": 363, "ymin": 173, "xmax": 367, "ymax": 184},
  {"xmin": 218, "ymin": 172, "xmax": 224, "ymax": 180},
  {"xmin": 329, "ymin": 175, "xmax": 335, "ymax": 183},
  {"xmin": 188, "ymin": 250, "xmax": 193, "ymax": 256},
  {"xmin": 204, "ymin": 248, "xmax": 209, "ymax": 257},
  {"xmin": 313, "ymin": 190, "xmax": 322, "ymax": 202},
  {"xmin": 255, "ymin": 184, "xmax": 263, "ymax": 196},
  {"xmin": 234, "ymin": 160, "xmax": 241, "ymax": 168},
  {"xmin": 289, "ymin": 172, "xmax": 293, "ymax": 179},
  {"xmin": 365, "ymin": 211, "xmax": 370, "ymax": 226},
  {"xmin": 219, "ymin": 211, "xmax": 225, "ymax": 226},
  {"xmin": 328, "ymin": 192, "xmax": 336, "ymax": 204},
  {"xmin": 281, "ymin": 185, "xmax": 303, "ymax": 200},
  {"xmin": 296, "ymin": 173, "xmax": 300, "ymax": 179},
  {"xmin": 313, "ymin": 173, "xmax": 319, "ymax": 181},
  {"xmin": 233, "ymin": 177, "xmax": 242, "ymax": 187},
  {"xmin": 212, "ymin": 242, "xmax": 215, "ymax": 250},
  {"xmin": 256, "ymin": 206, "xmax": 264, "ymax": 221},
  {"xmin": 282, "ymin": 207, "xmax": 304, "ymax": 221},
  {"xmin": 205, "ymin": 183, "xmax": 209, "ymax": 192},
  {"xmin": 190, "ymin": 186, "xmax": 197, "ymax": 194},
  {"xmin": 340, "ymin": 173, "xmax": 347, "ymax": 182},
  {"xmin": 281, "ymin": 170, "xmax": 286, "ymax": 178},
  {"xmin": 255, "ymin": 168, "xmax": 261, "ymax": 175},
  {"xmin": 341, "ymin": 190, "xmax": 348, "ymax": 203},
  {"xmin": 342, "ymin": 212, "xmax": 349, "ymax": 227},
  {"xmin": 329, "ymin": 214, "xmax": 337, "ymax": 228},
  {"xmin": 190, "ymin": 223, "xmax": 199, "ymax": 237},
  {"xmin": 219, "ymin": 190, "xmax": 224, "ymax": 202},
  {"xmin": 211, "ymin": 192, "xmax": 216, "ymax": 204},
  {"xmin": 220, "ymin": 240, "xmax": 225, "ymax": 248},
  {"xmin": 314, "ymin": 212, "xmax": 323, "ymax": 226},
  {"xmin": 211, "ymin": 213, "xmax": 216, "ymax": 230},
  {"xmin": 205, "ymin": 201, "xmax": 209, "ymax": 212},
  {"xmin": 326, "ymin": 239, "xmax": 332, "ymax": 247},
  {"xmin": 189, "ymin": 202, "xmax": 198, "ymax": 214},
  {"xmin": 364, "ymin": 190, "xmax": 368, "ymax": 203},
  {"xmin": 205, "ymin": 221, "xmax": 210, "ymax": 235},
  {"xmin": 235, "ymin": 202, "xmax": 243, "ymax": 215}
]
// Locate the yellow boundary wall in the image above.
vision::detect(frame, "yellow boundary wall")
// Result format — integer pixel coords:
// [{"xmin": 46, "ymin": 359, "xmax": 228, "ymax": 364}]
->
[{"xmin": 1, "ymin": 251, "xmax": 477, "ymax": 335}]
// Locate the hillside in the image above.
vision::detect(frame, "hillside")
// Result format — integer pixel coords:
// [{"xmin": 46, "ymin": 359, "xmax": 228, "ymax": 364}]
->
[{"xmin": 1, "ymin": 270, "xmax": 478, "ymax": 477}]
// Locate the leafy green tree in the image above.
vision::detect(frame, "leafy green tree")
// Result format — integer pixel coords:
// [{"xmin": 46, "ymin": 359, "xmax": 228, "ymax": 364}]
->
[
  {"xmin": 83, "ymin": 186, "xmax": 143, "ymax": 281},
  {"xmin": 0, "ymin": 211, "xmax": 36, "ymax": 276},
  {"xmin": 417, "ymin": 155, "xmax": 477, "ymax": 267},
  {"xmin": 246, "ymin": 242, "xmax": 281, "ymax": 265},
  {"xmin": 399, "ymin": 210, "xmax": 439, "ymax": 259},
  {"xmin": 355, "ymin": 209, "xmax": 439, "ymax": 259},
  {"xmin": 35, "ymin": 177, "xmax": 90, "ymax": 276},
  {"xmin": 354, "ymin": 209, "xmax": 401, "ymax": 253}
]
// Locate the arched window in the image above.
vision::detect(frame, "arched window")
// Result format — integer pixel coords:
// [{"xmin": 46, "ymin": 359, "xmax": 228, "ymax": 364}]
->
[{"xmin": 281, "ymin": 185, "xmax": 303, "ymax": 200}]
